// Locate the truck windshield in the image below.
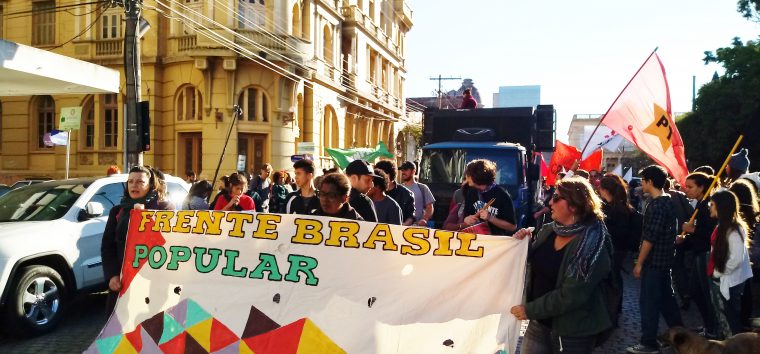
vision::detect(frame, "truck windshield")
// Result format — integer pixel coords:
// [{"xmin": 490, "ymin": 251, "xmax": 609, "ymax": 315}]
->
[
  {"xmin": 419, "ymin": 149, "xmax": 520, "ymax": 186},
  {"xmin": 0, "ymin": 183, "xmax": 87, "ymax": 222}
]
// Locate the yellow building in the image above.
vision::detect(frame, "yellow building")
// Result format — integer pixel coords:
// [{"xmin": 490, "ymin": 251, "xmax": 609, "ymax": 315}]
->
[{"xmin": 0, "ymin": 0, "xmax": 414, "ymax": 183}]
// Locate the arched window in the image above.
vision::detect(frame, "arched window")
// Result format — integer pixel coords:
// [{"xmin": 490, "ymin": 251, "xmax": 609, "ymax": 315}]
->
[
  {"xmin": 80, "ymin": 95, "xmax": 95, "ymax": 149},
  {"xmin": 176, "ymin": 85, "xmax": 203, "ymax": 121},
  {"xmin": 34, "ymin": 95, "xmax": 55, "ymax": 149},
  {"xmin": 344, "ymin": 113, "xmax": 355, "ymax": 148},
  {"xmin": 322, "ymin": 105, "xmax": 339, "ymax": 155},
  {"xmin": 295, "ymin": 94, "xmax": 305, "ymax": 144},
  {"xmin": 238, "ymin": 86, "xmax": 270, "ymax": 122},
  {"xmin": 291, "ymin": 3, "xmax": 301, "ymax": 38},
  {"xmin": 301, "ymin": 0, "xmax": 310, "ymax": 40},
  {"xmin": 323, "ymin": 25, "xmax": 333, "ymax": 66},
  {"xmin": 101, "ymin": 94, "xmax": 119, "ymax": 149}
]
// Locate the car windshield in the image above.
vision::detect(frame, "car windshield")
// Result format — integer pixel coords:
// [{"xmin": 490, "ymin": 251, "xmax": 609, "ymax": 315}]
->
[
  {"xmin": 0, "ymin": 182, "xmax": 88, "ymax": 222},
  {"xmin": 419, "ymin": 148, "xmax": 521, "ymax": 186}
]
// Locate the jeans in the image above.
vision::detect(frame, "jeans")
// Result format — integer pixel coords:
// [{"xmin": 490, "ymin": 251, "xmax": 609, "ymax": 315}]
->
[
  {"xmin": 639, "ymin": 267, "xmax": 683, "ymax": 347},
  {"xmin": 690, "ymin": 251, "xmax": 717, "ymax": 334},
  {"xmin": 710, "ymin": 280, "xmax": 745, "ymax": 338},
  {"xmin": 611, "ymin": 249, "xmax": 628, "ymax": 317},
  {"xmin": 520, "ymin": 321, "xmax": 597, "ymax": 354}
]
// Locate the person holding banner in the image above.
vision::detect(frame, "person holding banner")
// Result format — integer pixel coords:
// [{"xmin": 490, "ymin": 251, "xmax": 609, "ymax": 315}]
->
[
  {"xmin": 681, "ymin": 172, "xmax": 720, "ymax": 338},
  {"xmin": 312, "ymin": 173, "xmax": 363, "ymax": 221},
  {"xmin": 511, "ymin": 177, "xmax": 612, "ymax": 354},
  {"xmin": 213, "ymin": 173, "xmax": 256, "ymax": 211},
  {"xmin": 345, "ymin": 160, "xmax": 379, "ymax": 222},
  {"xmin": 101, "ymin": 166, "xmax": 176, "ymax": 316},
  {"xmin": 285, "ymin": 159, "xmax": 320, "ymax": 215},
  {"xmin": 462, "ymin": 159, "xmax": 516, "ymax": 235}
]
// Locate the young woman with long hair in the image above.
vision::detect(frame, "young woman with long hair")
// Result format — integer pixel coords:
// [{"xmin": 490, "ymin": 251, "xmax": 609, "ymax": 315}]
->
[
  {"xmin": 708, "ymin": 190, "xmax": 753, "ymax": 338},
  {"xmin": 728, "ymin": 178, "xmax": 759, "ymax": 331}
]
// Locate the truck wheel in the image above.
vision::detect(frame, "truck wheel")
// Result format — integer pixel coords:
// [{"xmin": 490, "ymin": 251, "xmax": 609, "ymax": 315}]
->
[{"xmin": 2, "ymin": 265, "xmax": 67, "ymax": 336}]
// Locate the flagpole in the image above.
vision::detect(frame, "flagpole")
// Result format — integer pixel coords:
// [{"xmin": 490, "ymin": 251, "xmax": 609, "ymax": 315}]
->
[
  {"xmin": 65, "ymin": 129, "xmax": 71, "ymax": 179},
  {"xmin": 580, "ymin": 47, "xmax": 659, "ymax": 157},
  {"xmin": 677, "ymin": 135, "xmax": 742, "ymax": 240}
]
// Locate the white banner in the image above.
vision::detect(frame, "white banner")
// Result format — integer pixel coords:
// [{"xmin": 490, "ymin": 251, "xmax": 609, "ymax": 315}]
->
[{"xmin": 86, "ymin": 210, "xmax": 528, "ymax": 354}]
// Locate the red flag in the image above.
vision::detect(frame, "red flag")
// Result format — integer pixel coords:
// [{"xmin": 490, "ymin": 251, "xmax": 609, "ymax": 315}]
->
[
  {"xmin": 540, "ymin": 153, "xmax": 550, "ymax": 178},
  {"xmin": 580, "ymin": 149, "xmax": 603, "ymax": 171},
  {"xmin": 599, "ymin": 52, "xmax": 688, "ymax": 185},
  {"xmin": 547, "ymin": 141, "xmax": 580, "ymax": 186}
]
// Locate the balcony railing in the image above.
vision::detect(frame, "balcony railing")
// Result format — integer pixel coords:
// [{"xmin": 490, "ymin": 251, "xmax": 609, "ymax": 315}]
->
[
  {"xmin": 341, "ymin": 6, "xmax": 402, "ymax": 58},
  {"xmin": 236, "ymin": 29, "xmax": 286, "ymax": 52},
  {"xmin": 177, "ymin": 35, "xmax": 197, "ymax": 52},
  {"xmin": 95, "ymin": 38, "xmax": 122, "ymax": 57}
]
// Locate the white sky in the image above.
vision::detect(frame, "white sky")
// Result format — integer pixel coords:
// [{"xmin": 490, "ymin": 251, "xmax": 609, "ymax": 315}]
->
[{"xmin": 404, "ymin": 0, "xmax": 760, "ymax": 142}]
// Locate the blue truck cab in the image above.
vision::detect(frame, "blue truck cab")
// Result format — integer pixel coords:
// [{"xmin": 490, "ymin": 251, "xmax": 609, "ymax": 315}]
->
[{"xmin": 417, "ymin": 106, "xmax": 555, "ymax": 229}]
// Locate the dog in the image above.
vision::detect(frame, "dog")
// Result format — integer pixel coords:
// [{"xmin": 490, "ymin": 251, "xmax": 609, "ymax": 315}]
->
[{"xmin": 659, "ymin": 327, "xmax": 760, "ymax": 354}]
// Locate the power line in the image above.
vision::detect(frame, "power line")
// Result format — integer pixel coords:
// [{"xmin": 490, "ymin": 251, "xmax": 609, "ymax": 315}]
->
[
  {"xmin": 3, "ymin": 0, "xmax": 105, "ymax": 20},
  {"xmin": 49, "ymin": 3, "xmax": 109, "ymax": 50}
]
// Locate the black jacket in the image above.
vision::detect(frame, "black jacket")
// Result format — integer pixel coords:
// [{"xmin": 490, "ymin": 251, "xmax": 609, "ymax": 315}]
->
[
  {"xmin": 285, "ymin": 190, "xmax": 321, "ymax": 215},
  {"xmin": 312, "ymin": 203, "xmax": 364, "ymax": 221},
  {"xmin": 101, "ymin": 200, "xmax": 174, "ymax": 282},
  {"xmin": 387, "ymin": 183, "xmax": 415, "ymax": 223},
  {"xmin": 349, "ymin": 189, "xmax": 377, "ymax": 222}
]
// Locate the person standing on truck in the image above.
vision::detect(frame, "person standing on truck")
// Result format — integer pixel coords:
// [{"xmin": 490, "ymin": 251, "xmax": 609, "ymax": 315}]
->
[
  {"xmin": 461, "ymin": 159, "xmax": 517, "ymax": 236},
  {"xmin": 460, "ymin": 88, "xmax": 478, "ymax": 109},
  {"xmin": 399, "ymin": 161, "xmax": 435, "ymax": 226}
]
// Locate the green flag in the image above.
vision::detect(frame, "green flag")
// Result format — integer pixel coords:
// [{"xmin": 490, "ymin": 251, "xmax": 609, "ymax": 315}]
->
[{"xmin": 326, "ymin": 141, "xmax": 394, "ymax": 169}]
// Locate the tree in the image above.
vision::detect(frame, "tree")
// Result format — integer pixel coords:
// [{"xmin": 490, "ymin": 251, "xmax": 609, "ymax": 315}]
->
[{"xmin": 677, "ymin": 19, "xmax": 760, "ymax": 171}]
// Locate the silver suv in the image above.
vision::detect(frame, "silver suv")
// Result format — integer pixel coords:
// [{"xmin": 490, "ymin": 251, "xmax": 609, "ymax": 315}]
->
[{"xmin": 0, "ymin": 174, "xmax": 189, "ymax": 335}]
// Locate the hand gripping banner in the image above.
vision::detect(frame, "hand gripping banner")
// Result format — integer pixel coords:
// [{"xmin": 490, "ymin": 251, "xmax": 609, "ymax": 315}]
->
[{"xmin": 86, "ymin": 210, "xmax": 528, "ymax": 354}]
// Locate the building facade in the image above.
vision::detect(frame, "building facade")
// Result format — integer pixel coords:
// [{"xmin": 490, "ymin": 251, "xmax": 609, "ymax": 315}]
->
[
  {"xmin": 0, "ymin": 0, "xmax": 414, "ymax": 183},
  {"xmin": 567, "ymin": 114, "xmax": 637, "ymax": 172},
  {"xmin": 492, "ymin": 85, "xmax": 540, "ymax": 108}
]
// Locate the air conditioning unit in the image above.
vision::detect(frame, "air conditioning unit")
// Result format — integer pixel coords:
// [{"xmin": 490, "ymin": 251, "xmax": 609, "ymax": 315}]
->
[
  {"xmin": 194, "ymin": 58, "xmax": 207, "ymax": 70},
  {"xmin": 223, "ymin": 59, "xmax": 236, "ymax": 71}
]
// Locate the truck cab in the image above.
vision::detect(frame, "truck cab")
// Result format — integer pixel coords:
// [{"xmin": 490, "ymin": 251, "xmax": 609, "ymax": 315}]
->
[{"xmin": 418, "ymin": 106, "xmax": 555, "ymax": 229}]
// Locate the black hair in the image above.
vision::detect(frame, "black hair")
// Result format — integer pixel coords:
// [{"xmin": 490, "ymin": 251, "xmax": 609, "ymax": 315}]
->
[
  {"xmin": 374, "ymin": 160, "xmax": 397, "ymax": 181},
  {"xmin": 373, "ymin": 169, "xmax": 389, "ymax": 192},
  {"xmin": 639, "ymin": 165, "xmax": 668, "ymax": 189},
  {"xmin": 320, "ymin": 173, "xmax": 350, "ymax": 197},
  {"xmin": 293, "ymin": 159, "xmax": 315, "ymax": 174}
]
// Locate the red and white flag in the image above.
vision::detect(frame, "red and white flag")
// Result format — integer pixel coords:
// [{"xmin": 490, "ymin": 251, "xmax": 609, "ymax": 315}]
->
[{"xmin": 599, "ymin": 52, "xmax": 688, "ymax": 185}]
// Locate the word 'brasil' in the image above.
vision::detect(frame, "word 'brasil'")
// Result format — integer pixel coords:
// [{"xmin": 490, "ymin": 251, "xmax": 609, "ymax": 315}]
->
[{"xmin": 137, "ymin": 210, "xmax": 484, "ymax": 258}]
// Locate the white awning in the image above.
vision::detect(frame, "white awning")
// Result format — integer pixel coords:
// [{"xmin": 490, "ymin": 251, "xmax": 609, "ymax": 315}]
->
[{"xmin": 0, "ymin": 39, "xmax": 119, "ymax": 96}]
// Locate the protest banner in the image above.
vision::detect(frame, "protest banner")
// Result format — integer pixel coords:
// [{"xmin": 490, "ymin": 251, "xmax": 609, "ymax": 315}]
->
[{"xmin": 86, "ymin": 210, "xmax": 528, "ymax": 354}]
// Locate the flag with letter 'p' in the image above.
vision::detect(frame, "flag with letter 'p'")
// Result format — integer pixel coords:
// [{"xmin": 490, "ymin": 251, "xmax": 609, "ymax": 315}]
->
[{"xmin": 600, "ymin": 52, "xmax": 688, "ymax": 185}]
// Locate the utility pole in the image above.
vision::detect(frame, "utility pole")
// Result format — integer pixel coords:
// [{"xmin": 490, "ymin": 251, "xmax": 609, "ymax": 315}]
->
[
  {"xmin": 429, "ymin": 75, "xmax": 460, "ymax": 109},
  {"xmin": 123, "ymin": 0, "xmax": 143, "ymax": 170}
]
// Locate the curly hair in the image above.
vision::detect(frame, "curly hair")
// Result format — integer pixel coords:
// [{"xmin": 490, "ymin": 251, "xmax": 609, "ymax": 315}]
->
[
  {"xmin": 555, "ymin": 177, "xmax": 605, "ymax": 223},
  {"xmin": 465, "ymin": 159, "xmax": 496, "ymax": 186}
]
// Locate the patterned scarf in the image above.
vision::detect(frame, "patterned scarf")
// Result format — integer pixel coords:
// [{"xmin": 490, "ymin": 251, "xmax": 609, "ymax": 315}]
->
[{"xmin": 551, "ymin": 219, "xmax": 610, "ymax": 282}]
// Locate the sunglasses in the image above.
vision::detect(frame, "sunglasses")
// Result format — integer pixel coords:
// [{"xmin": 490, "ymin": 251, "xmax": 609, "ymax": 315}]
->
[
  {"xmin": 551, "ymin": 193, "xmax": 565, "ymax": 202},
  {"xmin": 315, "ymin": 190, "xmax": 342, "ymax": 201}
]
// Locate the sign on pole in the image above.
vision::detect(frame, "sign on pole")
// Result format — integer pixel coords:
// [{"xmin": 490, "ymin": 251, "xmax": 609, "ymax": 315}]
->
[
  {"xmin": 296, "ymin": 142, "xmax": 316, "ymax": 155},
  {"xmin": 59, "ymin": 106, "xmax": 82, "ymax": 131},
  {"xmin": 236, "ymin": 155, "xmax": 247, "ymax": 172}
]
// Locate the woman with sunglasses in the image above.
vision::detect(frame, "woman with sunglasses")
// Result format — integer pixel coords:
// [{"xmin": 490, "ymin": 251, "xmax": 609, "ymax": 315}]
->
[
  {"xmin": 510, "ymin": 177, "xmax": 612, "ymax": 354},
  {"xmin": 708, "ymin": 189, "xmax": 753, "ymax": 338},
  {"xmin": 101, "ymin": 166, "xmax": 175, "ymax": 317}
]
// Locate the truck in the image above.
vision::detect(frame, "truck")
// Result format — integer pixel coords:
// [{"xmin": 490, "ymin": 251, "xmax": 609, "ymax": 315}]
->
[{"xmin": 417, "ymin": 106, "xmax": 556, "ymax": 230}]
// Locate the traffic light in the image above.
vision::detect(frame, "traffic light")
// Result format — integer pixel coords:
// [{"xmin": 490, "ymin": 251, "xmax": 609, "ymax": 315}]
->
[{"xmin": 137, "ymin": 101, "xmax": 151, "ymax": 152}]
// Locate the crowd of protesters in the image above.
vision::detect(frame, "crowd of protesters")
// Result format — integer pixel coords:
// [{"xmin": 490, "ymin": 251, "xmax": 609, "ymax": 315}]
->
[{"xmin": 103, "ymin": 149, "xmax": 760, "ymax": 353}]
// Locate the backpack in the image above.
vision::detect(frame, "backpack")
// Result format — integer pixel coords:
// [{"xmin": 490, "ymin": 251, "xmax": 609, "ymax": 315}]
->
[
  {"xmin": 668, "ymin": 191, "xmax": 694, "ymax": 234},
  {"xmin": 595, "ymin": 238, "xmax": 622, "ymax": 347}
]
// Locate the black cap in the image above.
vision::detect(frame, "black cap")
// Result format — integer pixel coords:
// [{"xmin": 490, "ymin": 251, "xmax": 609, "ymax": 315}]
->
[
  {"xmin": 345, "ymin": 160, "xmax": 380, "ymax": 177},
  {"xmin": 398, "ymin": 161, "xmax": 416, "ymax": 170}
]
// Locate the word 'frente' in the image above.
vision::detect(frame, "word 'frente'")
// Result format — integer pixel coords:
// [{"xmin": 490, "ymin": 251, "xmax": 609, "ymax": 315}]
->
[{"xmin": 137, "ymin": 210, "xmax": 484, "ymax": 258}]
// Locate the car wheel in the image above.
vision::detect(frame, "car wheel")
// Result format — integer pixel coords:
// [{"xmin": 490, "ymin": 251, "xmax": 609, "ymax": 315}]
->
[{"xmin": 3, "ymin": 265, "xmax": 67, "ymax": 336}]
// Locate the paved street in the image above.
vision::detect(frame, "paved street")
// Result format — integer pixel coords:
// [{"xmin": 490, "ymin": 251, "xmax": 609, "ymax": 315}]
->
[{"xmin": 0, "ymin": 270, "xmax": 751, "ymax": 354}]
